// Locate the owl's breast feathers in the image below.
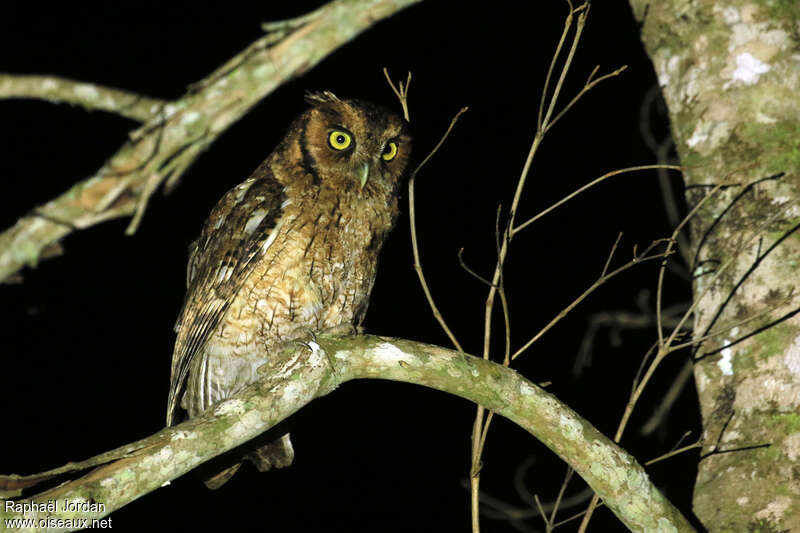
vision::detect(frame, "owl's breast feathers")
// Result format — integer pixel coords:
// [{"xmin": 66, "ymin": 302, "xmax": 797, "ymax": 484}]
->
[{"xmin": 167, "ymin": 160, "xmax": 398, "ymax": 425}]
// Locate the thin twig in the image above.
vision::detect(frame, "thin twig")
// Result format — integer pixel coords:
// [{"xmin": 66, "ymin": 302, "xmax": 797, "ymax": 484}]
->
[
  {"xmin": 537, "ymin": 0, "xmax": 577, "ymax": 131},
  {"xmin": 545, "ymin": 65, "xmax": 628, "ymax": 133},
  {"xmin": 665, "ymin": 203, "xmax": 792, "ymax": 349},
  {"xmin": 668, "ymin": 292, "xmax": 796, "ymax": 352},
  {"xmin": 539, "ymin": 3, "xmax": 588, "ymax": 131},
  {"xmin": 513, "ymin": 164, "xmax": 684, "ymax": 235},
  {"xmin": 407, "ymin": 108, "xmax": 469, "ymax": 352},
  {"xmin": 644, "ymin": 439, "xmax": 704, "ymax": 466},
  {"xmin": 549, "ymin": 467, "xmax": 575, "ymax": 528},
  {"xmin": 458, "ymin": 248, "xmax": 496, "ymax": 288},
  {"xmin": 470, "ymin": 3, "xmax": 641, "ymax": 530},
  {"xmin": 534, "ymin": 494, "xmax": 550, "ymax": 531},
  {"xmin": 383, "ymin": 68, "xmax": 411, "ymax": 121},
  {"xmin": 601, "ymin": 232, "xmax": 623, "ymax": 277},
  {"xmin": 512, "ymin": 241, "xmax": 671, "ymax": 360},
  {"xmin": 578, "ymin": 184, "xmax": 722, "ymax": 532},
  {"xmin": 656, "ymin": 184, "xmax": 723, "ymax": 347},
  {"xmin": 639, "ymin": 360, "xmax": 694, "ymax": 436}
]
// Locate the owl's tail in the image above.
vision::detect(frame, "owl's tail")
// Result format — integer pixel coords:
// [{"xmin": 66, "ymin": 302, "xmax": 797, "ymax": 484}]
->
[{"xmin": 245, "ymin": 433, "xmax": 295, "ymax": 472}]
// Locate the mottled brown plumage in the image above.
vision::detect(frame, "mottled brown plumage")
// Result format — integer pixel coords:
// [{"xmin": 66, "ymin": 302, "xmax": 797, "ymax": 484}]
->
[{"xmin": 166, "ymin": 92, "xmax": 411, "ymax": 487}]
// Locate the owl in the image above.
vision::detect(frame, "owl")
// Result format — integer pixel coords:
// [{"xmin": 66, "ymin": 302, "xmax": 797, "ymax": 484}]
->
[{"xmin": 165, "ymin": 91, "xmax": 411, "ymax": 488}]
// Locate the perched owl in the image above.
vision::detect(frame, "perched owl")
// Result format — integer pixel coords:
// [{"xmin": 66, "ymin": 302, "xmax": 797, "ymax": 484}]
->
[{"xmin": 166, "ymin": 91, "xmax": 411, "ymax": 488}]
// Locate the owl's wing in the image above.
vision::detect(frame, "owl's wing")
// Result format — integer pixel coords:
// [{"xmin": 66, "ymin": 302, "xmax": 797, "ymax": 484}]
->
[{"xmin": 166, "ymin": 166, "xmax": 286, "ymax": 425}]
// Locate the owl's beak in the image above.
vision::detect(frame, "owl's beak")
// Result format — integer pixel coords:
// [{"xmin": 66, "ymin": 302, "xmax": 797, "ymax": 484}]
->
[{"xmin": 359, "ymin": 163, "xmax": 370, "ymax": 189}]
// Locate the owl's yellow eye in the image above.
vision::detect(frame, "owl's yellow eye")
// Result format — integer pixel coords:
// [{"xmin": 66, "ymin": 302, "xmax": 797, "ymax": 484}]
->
[
  {"xmin": 382, "ymin": 141, "xmax": 398, "ymax": 161},
  {"xmin": 328, "ymin": 130, "xmax": 352, "ymax": 151}
]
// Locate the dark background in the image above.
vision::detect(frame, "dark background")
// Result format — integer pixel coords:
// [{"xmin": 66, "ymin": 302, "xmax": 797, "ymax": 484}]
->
[{"xmin": 1, "ymin": 2, "xmax": 701, "ymax": 531}]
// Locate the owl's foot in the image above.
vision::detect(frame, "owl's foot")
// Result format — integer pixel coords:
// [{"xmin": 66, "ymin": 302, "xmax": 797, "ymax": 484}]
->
[
  {"xmin": 201, "ymin": 433, "xmax": 295, "ymax": 489},
  {"xmin": 292, "ymin": 326, "xmax": 354, "ymax": 375},
  {"xmin": 291, "ymin": 324, "xmax": 359, "ymax": 355}
]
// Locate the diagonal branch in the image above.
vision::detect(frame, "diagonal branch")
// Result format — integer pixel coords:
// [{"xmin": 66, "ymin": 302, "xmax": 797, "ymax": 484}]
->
[
  {"xmin": 0, "ymin": 335, "xmax": 695, "ymax": 533},
  {"xmin": 0, "ymin": 0, "xmax": 422, "ymax": 284}
]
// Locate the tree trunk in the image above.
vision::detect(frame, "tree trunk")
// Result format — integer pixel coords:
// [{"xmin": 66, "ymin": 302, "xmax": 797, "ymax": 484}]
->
[{"xmin": 628, "ymin": 1, "xmax": 800, "ymax": 531}]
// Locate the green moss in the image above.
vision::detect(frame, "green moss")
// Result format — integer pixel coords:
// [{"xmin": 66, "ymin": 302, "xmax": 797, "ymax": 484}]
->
[
  {"xmin": 733, "ymin": 347, "xmax": 756, "ymax": 371},
  {"xmin": 741, "ymin": 120, "xmax": 800, "ymax": 176},
  {"xmin": 766, "ymin": 0, "xmax": 800, "ymax": 23},
  {"xmin": 768, "ymin": 221, "xmax": 800, "ymax": 242},
  {"xmin": 762, "ymin": 444, "xmax": 782, "ymax": 460},
  {"xmin": 14, "ymin": 240, "xmax": 40, "ymax": 267},
  {"xmin": 752, "ymin": 322, "xmax": 796, "ymax": 360},
  {"xmin": 766, "ymin": 412, "xmax": 800, "ymax": 433},
  {"xmin": 680, "ymin": 148, "xmax": 706, "ymax": 168},
  {"xmin": 748, "ymin": 518, "xmax": 785, "ymax": 533},
  {"xmin": 65, "ymin": 181, "xmax": 82, "ymax": 200},
  {"xmin": 212, "ymin": 412, "xmax": 234, "ymax": 435}
]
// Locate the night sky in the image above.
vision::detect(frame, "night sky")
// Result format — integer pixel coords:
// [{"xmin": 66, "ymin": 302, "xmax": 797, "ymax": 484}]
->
[{"xmin": 1, "ymin": 2, "xmax": 702, "ymax": 531}]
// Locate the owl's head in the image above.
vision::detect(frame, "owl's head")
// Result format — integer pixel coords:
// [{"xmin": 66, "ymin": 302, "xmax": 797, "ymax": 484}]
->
[{"xmin": 284, "ymin": 91, "xmax": 411, "ymax": 196}]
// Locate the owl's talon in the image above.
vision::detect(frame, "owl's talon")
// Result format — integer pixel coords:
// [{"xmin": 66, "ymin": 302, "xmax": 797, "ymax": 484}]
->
[{"xmin": 293, "ymin": 335, "xmax": 337, "ymax": 376}]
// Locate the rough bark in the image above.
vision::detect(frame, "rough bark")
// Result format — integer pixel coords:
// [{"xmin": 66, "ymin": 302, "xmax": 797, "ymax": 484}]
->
[
  {"xmin": 1, "ymin": 336, "xmax": 695, "ymax": 533},
  {"xmin": 629, "ymin": 1, "xmax": 800, "ymax": 531}
]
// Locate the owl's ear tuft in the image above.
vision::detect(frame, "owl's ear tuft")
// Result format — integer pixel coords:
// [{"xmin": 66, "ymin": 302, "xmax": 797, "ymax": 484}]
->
[{"xmin": 304, "ymin": 91, "xmax": 341, "ymax": 106}]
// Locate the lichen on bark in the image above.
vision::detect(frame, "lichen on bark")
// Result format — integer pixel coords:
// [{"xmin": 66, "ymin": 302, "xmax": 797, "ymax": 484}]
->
[{"xmin": 629, "ymin": 0, "xmax": 800, "ymax": 530}]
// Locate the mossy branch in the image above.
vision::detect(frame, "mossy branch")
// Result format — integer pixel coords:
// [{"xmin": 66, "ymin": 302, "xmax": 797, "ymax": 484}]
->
[
  {"xmin": 1, "ymin": 335, "xmax": 694, "ymax": 533},
  {"xmin": 0, "ymin": 75, "xmax": 164, "ymax": 122}
]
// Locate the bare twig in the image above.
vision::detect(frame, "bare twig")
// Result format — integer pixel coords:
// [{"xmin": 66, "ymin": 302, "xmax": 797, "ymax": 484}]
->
[
  {"xmin": 655, "ymin": 184, "xmax": 723, "ymax": 346},
  {"xmin": 383, "ymin": 68, "xmax": 469, "ymax": 352},
  {"xmin": 639, "ymin": 360, "xmax": 694, "ymax": 436},
  {"xmin": 407, "ymin": 108, "xmax": 469, "ymax": 352},
  {"xmin": 601, "ymin": 232, "xmax": 624, "ymax": 277},
  {"xmin": 538, "ymin": 2, "xmax": 589, "ymax": 134},
  {"xmin": 383, "ymin": 68, "xmax": 411, "ymax": 121},
  {"xmin": 665, "ymin": 203, "xmax": 792, "ymax": 350},
  {"xmin": 511, "ymin": 239, "xmax": 671, "ymax": 361},
  {"xmin": 669, "ymin": 291, "xmax": 796, "ymax": 352},
  {"xmin": 512, "ymin": 164, "xmax": 684, "ymax": 235},
  {"xmin": 533, "ymin": 467, "xmax": 577, "ymax": 532},
  {"xmin": 545, "ymin": 65, "xmax": 628, "ymax": 133},
  {"xmin": 537, "ymin": 0, "xmax": 579, "ymax": 131},
  {"xmin": 468, "ymin": 3, "xmax": 641, "ymax": 530},
  {"xmin": 578, "ymin": 184, "xmax": 723, "ymax": 532},
  {"xmin": 458, "ymin": 248, "xmax": 496, "ymax": 288}
]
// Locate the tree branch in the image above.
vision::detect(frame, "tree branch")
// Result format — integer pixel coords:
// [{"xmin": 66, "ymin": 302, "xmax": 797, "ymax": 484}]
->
[
  {"xmin": 0, "ymin": 0, "xmax": 422, "ymax": 284},
  {"xmin": 1, "ymin": 335, "xmax": 695, "ymax": 533},
  {"xmin": 0, "ymin": 74, "xmax": 164, "ymax": 122}
]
